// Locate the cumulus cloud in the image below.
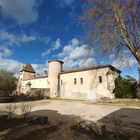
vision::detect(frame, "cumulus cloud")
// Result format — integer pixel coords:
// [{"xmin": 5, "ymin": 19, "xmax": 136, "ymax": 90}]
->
[
  {"xmin": 0, "ymin": 58, "xmax": 23, "ymax": 74},
  {"xmin": 32, "ymin": 62, "xmax": 48, "ymax": 76},
  {"xmin": 57, "ymin": 38, "xmax": 96, "ymax": 69},
  {"xmin": 0, "ymin": 30, "xmax": 36, "ymax": 45},
  {"xmin": 41, "ymin": 38, "xmax": 61, "ymax": 57},
  {"xmin": 110, "ymin": 51, "xmax": 137, "ymax": 69},
  {"xmin": 41, "ymin": 48, "xmax": 51, "ymax": 57},
  {"xmin": 62, "ymin": 57, "xmax": 96, "ymax": 69},
  {"xmin": 0, "ymin": 57, "xmax": 49, "ymax": 77},
  {"xmin": 71, "ymin": 38, "xmax": 79, "ymax": 46},
  {"xmin": 0, "ymin": 44, "xmax": 22, "ymax": 76},
  {"xmin": 70, "ymin": 45, "xmax": 92, "ymax": 59},
  {"xmin": 0, "ymin": 45, "xmax": 12, "ymax": 58},
  {"xmin": 0, "ymin": 0, "xmax": 41, "ymax": 24},
  {"xmin": 52, "ymin": 38, "xmax": 61, "ymax": 50}
]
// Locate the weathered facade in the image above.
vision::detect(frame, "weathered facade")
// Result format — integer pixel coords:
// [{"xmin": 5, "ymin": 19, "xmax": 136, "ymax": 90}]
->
[{"xmin": 17, "ymin": 60, "xmax": 121, "ymax": 100}]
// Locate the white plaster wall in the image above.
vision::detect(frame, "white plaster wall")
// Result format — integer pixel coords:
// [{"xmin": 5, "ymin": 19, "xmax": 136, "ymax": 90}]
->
[
  {"xmin": 21, "ymin": 77, "xmax": 49, "ymax": 93},
  {"xmin": 59, "ymin": 68, "xmax": 117, "ymax": 99},
  {"xmin": 20, "ymin": 71, "xmax": 35, "ymax": 81}
]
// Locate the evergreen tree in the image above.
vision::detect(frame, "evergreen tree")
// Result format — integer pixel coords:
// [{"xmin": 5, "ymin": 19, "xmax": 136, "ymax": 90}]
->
[
  {"xmin": 114, "ymin": 76, "xmax": 133, "ymax": 98},
  {"xmin": 0, "ymin": 70, "xmax": 16, "ymax": 96}
]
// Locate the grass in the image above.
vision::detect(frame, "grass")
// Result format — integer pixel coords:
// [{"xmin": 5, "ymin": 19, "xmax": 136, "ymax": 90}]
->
[{"xmin": 95, "ymin": 98, "xmax": 140, "ymax": 107}]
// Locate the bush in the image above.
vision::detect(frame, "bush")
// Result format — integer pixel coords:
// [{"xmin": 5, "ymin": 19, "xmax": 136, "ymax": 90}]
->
[
  {"xmin": 0, "ymin": 96, "xmax": 14, "ymax": 103},
  {"xmin": 114, "ymin": 76, "xmax": 133, "ymax": 98}
]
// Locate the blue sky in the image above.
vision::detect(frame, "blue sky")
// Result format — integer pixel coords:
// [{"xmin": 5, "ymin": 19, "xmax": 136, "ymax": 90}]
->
[{"xmin": 0, "ymin": 0, "xmax": 138, "ymax": 79}]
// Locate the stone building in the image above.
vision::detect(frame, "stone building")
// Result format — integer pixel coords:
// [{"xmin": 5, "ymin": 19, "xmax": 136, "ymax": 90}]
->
[{"xmin": 17, "ymin": 60, "xmax": 121, "ymax": 99}]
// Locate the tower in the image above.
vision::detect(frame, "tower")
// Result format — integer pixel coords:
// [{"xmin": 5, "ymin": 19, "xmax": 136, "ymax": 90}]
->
[
  {"xmin": 48, "ymin": 60, "xmax": 63, "ymax": 98},
  {"xmin": 19, "ymin": 64, "xmax": 35, "ymax": 81},
  {"xmin": 18, "ymin": 64, "xmax": 35, "ymax": 94}
]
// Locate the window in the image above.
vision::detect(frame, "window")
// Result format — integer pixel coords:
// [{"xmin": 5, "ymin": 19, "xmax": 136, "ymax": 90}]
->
[
  {"xmin": 74, "ymin": 78, "xmax": 77, "ymax": 84},
  {"xmin": 80, "ymin": 78, "xmax": 83, "ymax": 84},
  {"xmin": 99, "ymin": 76, "xmax": 102, "ymax": 83},
  {"xmin": 61, "ymin": 80, "xmax": 63, "ymax": 85}
]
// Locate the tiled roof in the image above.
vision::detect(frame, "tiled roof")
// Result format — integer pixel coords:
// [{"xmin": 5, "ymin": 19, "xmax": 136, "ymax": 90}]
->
[
  {"xmin": 48, "ymin": 60, "xmax": 64, "ymax": 64},
  {"xmin": 60, "ymin": 65, "xmax": 121, "ymax": 74},
  {"xmin": 20, "ymin": 64, "xmax": 35, "ymax": 73}
]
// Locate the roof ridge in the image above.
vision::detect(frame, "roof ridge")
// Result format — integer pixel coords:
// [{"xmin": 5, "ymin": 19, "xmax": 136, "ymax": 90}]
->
[
  {"xmin": 20, "ymin": 64, "xmax": 35, "ymax": 73},
  {"xmin": 61, "ymin": 64, "xmax": 121, "ymax": 74}
]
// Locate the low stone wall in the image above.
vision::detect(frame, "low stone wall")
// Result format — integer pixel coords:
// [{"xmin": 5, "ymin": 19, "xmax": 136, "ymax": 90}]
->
[{"xmin": 30, "ymin": 88, "xmax": 50, "ymax": 97}]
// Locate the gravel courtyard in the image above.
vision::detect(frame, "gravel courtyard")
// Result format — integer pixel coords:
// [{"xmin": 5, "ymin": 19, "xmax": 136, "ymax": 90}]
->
[
  {"xmin": 0, "ymin": 99, "xmax": 140, "ymax": 139},
  {"xmin": 0, "ymin": 99, "xmax": 140, "ymax": 123}
]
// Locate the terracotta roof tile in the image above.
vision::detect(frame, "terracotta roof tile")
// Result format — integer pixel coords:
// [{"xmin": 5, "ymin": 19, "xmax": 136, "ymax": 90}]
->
[
  {"xmin": 20, "ymin": 64, "xmax": 35, "ymax": 73},
  {"xmin": 60, "ymin": 65, "xmax": 121, "ymax": 74}
]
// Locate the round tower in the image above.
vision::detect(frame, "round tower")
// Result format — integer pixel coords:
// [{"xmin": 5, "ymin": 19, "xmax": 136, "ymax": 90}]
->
[{"xmin": 48, "ymin": 60, "xmax": 63, "ymax": 98}]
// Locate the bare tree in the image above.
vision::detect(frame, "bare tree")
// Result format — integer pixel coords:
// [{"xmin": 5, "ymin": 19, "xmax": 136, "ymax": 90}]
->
[
  {"xmin": 5, "ymin": 103, "xmax": 17, "ymax": 119},
  {"xmin": 20, "ymin": 102, "xmax": 34, "ymax": 120},
  {"xmin": 82, "ymin": 0, "xmax": 140, "ymax": 81}
]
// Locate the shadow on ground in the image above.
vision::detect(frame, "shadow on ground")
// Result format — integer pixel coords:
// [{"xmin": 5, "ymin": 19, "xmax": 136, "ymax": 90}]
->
[
  {"xmin": 0, "ymin": 109, "xmax": 90, "ymax": 140},
  {"xmin": 98, "ymin": 108, "xmax": 140, "ymax": 139},
  {"xmin": 0, "ymin": 107, "xmax": 140, "ymax": 140}
]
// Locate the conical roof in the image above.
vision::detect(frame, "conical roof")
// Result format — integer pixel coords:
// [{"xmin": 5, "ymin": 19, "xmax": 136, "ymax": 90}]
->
[{"xmin": 20, "ymin": 64, "xmax": 35, "ymax": 73}]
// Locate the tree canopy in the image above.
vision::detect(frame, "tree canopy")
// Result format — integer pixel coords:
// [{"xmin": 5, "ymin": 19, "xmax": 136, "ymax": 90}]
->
[
  {"xmin": 0, "ymin": 70, "xmax": 17, "ymax": 96},
  {"xmin": 82, "ymin": 0, "xmax": 140, "ymax": 80}
]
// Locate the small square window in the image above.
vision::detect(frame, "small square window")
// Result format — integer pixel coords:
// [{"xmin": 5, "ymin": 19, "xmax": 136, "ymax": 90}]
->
[
  {"xmin": 99, "ymin": 76, "xmax": 102, "ymax": 83},
  {"xmin": 74, "ymin": 78, "xmax": 76, "ymax": 84},
  {"xmin": 80, "ymin": 78, "xmax": 83, "ymax": 84}
]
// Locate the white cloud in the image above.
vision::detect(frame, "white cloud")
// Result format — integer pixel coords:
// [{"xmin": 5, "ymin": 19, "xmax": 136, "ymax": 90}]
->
[
  {"xmin": 0, "ymin": 30, "xmax": 36, "ymax": 45},
  {"xmin": 0, "ymin": 0, "xmax": 41, "ymax": 24},
  {"xmin": 111, "ymin": 52, "xmax": 137, "ymax": 69},
  {"xmin": 41, "ymin": 38, "xmax": 61, "ymax": 57},
  {"xmin": 0, "ymin": 45, "xmax": 12, "ymax": 58},
  {"xmin": 52, "ymin": 38, "xmax": 61, "ymax": 50},
  {"xmin": 62, "ymin": 56, "xmax": 96, "ymax": 69},
  {"xmin": 41, "ymin": 48, "xmax": 51, "ymax": 57},
  {"xmin": 71, "ymin": 38, "xmax": 79, "ymax": 46},
  {"xmin": 0, "ymin": 58, "xmax": 49, "ymax": 77},
  {"xmin": 70, "ymin": 45, "xmax": 92, "ymax": 59},
  {"xmin": 57, "ymin": 38, "xmax": 96, "ymax": 69},
  {"xmin": 0, "ymin": 58, "xmax": 23, "ymax": 75},
  {"xmin": 0, "ymin": 45, "xmax": 20, "ymax": 74},
  {"xmin": 80, "ymin": 58, "xmax": 96, "ymax": 67},
  {"xmin": 32, "ymin": 62, "xmax": 48, "ymax": 76},
  {"xmin": 58, "ymin": 45, "xmax": 73, "ymax": 57}
]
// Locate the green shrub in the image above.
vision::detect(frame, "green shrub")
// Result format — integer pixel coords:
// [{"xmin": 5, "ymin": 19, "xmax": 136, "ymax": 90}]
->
[
  {"xmin": 114, "ymin": 76, "xmax": 133, "ymax": 98},
  {"xmin": 0, "ymin": 96, "xmax": 14, "ymax": 103}
]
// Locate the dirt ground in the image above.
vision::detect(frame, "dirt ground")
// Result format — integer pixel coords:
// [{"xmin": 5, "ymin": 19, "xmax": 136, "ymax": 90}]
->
[{"xmin": 0, "ymin": 99, "xmax": 140, "ymax": 139}]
